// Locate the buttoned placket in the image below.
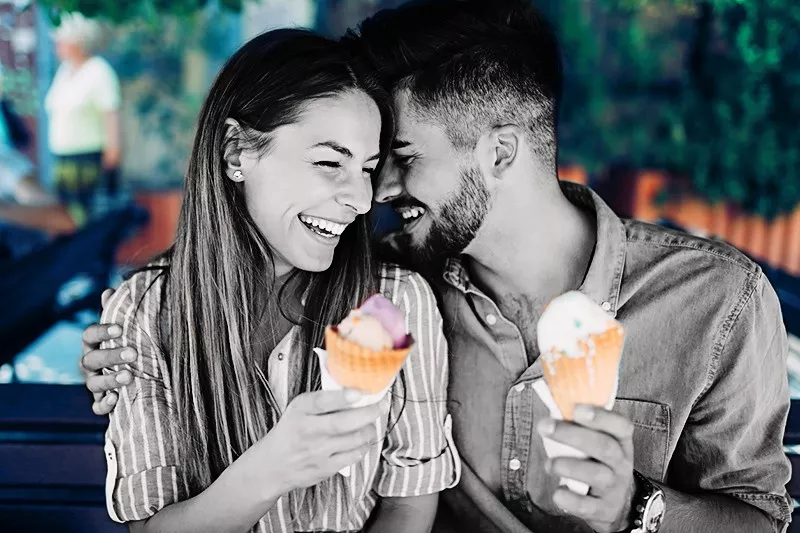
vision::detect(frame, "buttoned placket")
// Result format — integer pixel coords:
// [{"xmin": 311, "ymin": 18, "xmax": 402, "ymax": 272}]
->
[{"xmin": 463, "ymin": 286, "xmax": 545, "ymax": 510}]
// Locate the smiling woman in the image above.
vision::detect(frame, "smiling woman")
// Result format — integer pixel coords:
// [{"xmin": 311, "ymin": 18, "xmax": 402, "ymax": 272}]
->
[
  {"xmin": 231, "ymin": 91, "xmax": 381, "ymax": 275},
  {"xmin": 89, "ymin": 27, "xmax": 458, "ymax": 533}
]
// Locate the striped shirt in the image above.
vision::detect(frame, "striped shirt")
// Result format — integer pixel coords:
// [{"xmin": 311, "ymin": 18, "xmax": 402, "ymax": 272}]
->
[{"xmin": 101, "ymin": 263, "xmax": 460, "ymax": 532}]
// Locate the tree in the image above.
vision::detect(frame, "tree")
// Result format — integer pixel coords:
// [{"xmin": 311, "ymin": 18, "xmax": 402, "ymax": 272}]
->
[
  {"xmin": 37, "ymin": 0, "xmax": 248, "ymax": 23},
  {"xmin": 549, "ymin": 0, "xmax": 799, "ymax": 217}
]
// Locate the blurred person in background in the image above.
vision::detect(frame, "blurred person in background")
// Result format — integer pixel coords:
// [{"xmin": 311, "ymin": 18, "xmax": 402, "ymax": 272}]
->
[
  {"xmin": 0, "ymin": 63, "xmax": 73, "ymax": 258},
  {"xmin": 45, "ymin": 12, "xmax": 121, "ymax": 226}
]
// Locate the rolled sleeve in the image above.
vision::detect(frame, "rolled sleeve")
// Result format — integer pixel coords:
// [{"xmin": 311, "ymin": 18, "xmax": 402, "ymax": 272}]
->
[
  {"xmin": 671, "ymin": 272, "xmax": 792, "ymax": 529},
  {"xmin": 101, "ymin": 271, "xmax": 183, "ymax": 523},
  {"xmin": 377, "ymin": 272, "xmax": 461, "ymax": 497}
]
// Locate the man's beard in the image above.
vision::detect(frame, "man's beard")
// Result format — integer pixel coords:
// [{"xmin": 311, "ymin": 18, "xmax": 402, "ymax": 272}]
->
[{"xmin": 410, "ymin": 165, "xmax": 490, "ymax": 273}]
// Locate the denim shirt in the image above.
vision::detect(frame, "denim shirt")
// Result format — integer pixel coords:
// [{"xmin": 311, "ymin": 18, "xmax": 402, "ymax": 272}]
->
[{"xmin": 437, "ymin": 183, "xmax": 792, "ymax": 533}]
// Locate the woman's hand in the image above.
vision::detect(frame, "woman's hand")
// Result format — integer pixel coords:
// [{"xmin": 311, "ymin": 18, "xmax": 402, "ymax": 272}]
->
[
  {"xmin": 252, "ymin": 389, "xmax": 382, "ymax": 496},
  {"xmin": 124, "ymin": 389, "xmax": 382, "ymax": 533}
]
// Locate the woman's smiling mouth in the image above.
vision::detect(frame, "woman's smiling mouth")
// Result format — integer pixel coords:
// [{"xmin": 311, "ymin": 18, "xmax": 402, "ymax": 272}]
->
[{"xmin": 298, "ymin": 214, "xmax": 349, "ymax": 238}]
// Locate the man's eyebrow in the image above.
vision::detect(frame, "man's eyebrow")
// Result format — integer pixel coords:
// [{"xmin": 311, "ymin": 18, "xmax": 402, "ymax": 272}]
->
[
  {"xmin": 392, "ymin": 139, "xmax": 412, "ymax": 150},
  {"xmin": 310, "ymin": 141, "xmax": 353, "ymax": 158}
]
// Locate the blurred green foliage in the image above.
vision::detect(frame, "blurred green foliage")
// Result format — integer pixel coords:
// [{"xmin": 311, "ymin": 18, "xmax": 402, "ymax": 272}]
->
[
  {"xmin": 37, "ymin": 0, "xmax": 800, "ymax": 216},
  {"xmin": 0, "ymin": 67, "xmax": 38, "ymax": 116},
  {"xmin": 105, "ymin": 15, "xmax": 208, "ymax": 184},
  {"xmin": 37, "ymin": 0, "xmax": 249, "ymax": 23},
  {"xmin": 547, "ymin": 0, "xmax": 800, "ymax": 217}
]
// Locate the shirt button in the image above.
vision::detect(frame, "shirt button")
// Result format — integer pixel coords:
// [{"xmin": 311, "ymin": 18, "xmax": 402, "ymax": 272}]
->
[
  {"xmin": 514, "ymin": 383, "xmax": 525, "ymax": 392},
  {"xmin": 601, "ymin": 301, "xmax": 612, "ymax": 312},
  {"xmin": 277, "ymin": 353, "xmax": 284, "ymax": 361},
  {"xmin": 509, "ymin": 458, "xmax": 521, "ymax": 471},
  {"xmin": 486, "ymin": 314, "xmax": 498, "ymax": 326}
]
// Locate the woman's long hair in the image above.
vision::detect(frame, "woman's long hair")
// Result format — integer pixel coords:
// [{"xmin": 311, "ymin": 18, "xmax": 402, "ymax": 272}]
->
[{"xmin": 148, "ymin": 29, "xmax": 394, "ymax": 497}]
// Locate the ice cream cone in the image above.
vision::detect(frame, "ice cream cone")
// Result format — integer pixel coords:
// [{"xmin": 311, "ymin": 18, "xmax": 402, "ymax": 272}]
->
[
  {"xmin": 541, "ymin": 325, "xmax": 623, "ymax": 420},
  {"xmin": 324, "ymin": 327, "xmax": 412, "ymax": 394}
]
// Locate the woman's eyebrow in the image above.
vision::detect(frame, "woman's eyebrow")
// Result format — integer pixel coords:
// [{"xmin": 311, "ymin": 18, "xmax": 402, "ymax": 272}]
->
[
  {"xmin": 311, "ymin": 141, "xmax": 379, "ymax": 162},
  {"xmin": 309, "ymin": 141, "xmax": 352, "ymax": 158}
]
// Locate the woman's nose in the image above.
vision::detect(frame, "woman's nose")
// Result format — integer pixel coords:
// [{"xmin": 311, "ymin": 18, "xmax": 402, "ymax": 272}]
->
[{"xmin": 338, "ymin": 170, "xmax": 373, "ymax": 215}]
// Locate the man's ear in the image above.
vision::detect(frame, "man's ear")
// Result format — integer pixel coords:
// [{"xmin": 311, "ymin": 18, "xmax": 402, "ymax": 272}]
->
[
  {"xmin": 475, "ymin": 124, "xmax": 522, "ymax": 187},
  {"xmin": 223, "ymin": 118, "xmax": 246, "ymax": 182}
]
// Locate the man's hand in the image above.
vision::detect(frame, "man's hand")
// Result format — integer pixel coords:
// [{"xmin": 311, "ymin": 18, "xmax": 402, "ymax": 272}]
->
[
  {"xmin": 537, "ymin": 404, "xmax": 637, "ymax": 533},
  {"xmin": 80, "ymin": 289, "xmax": 134, "ymax": 415}
]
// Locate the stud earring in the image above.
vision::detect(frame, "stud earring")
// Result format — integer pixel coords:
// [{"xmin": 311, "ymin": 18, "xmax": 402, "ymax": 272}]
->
[{"xmin": 232, "ymin": 170, "xmax": 243, "ymax": 181}]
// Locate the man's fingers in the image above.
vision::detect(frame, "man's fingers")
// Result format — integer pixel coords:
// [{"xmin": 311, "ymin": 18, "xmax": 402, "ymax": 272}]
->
[
  {"xmin": 552, "ymin": 488, "xmax": 604, "ymax": 520},
  {"xmin": 573, "ymin": 405, "xmax": 634, "ymax": 440},
  {"xmin": 537, "ymin": 419, "xmax": 628, "ymax": 470},
  {"xmin": 101, "ymin": 288, "xmax": 115, "ymax": 308},
  {"xmin": 300, "ymin": 389, "xmax": 365, "ymax": 415},
  {"xmin": 573, "ymin": 405, "xmax": 635, "ymax": 458},
  {"xmin": 547, "ymin": 457, "xmax": 617, "ymax": 496},
  {"xmin": 92, "ymin": 392, "xmax": 118, "ymax": 416},
  {"xmin": 86, "ymin": 370, "xmax": 131, "ymax": 394},
  {"xmin": 82, "ymin": 323, "xmax": 122, "ymax": 352},
  {"xmin": 81, "ymin": 347, "xmax": 136, "ymax": 373}
]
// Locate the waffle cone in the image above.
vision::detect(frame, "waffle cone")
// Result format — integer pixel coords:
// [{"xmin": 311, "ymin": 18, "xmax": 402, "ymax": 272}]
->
[
  {"xmin": 541, "ymin": 326, "xmax": 623, "ymax": 420},
  {"xmin": 324, "ymin": 327, "xmax": 412, "ymax": 394}
]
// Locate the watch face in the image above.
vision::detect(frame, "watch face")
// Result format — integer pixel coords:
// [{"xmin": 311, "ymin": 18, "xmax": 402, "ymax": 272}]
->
[{"xmin": 643, "ymin": 491, "xmax": 666, "ymax": 532}]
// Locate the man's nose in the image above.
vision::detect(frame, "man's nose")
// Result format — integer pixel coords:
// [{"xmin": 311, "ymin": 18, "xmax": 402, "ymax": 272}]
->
[{"xmin": 374, "ymin": 157, "xmax": 403, "ymax": 204}]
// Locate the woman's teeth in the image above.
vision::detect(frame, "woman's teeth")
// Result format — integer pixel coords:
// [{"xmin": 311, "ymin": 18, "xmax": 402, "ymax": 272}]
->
[
  {"xmin": 399, "ymin": 206, "xmax": 426, "ymax": 221},
  {"xmin": 299, "ymin": 215, "xmax": 347, "ymax": 237}
]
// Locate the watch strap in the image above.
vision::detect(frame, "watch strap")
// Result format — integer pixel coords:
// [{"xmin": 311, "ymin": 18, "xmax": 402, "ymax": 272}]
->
[{"xmin": 626, "ymin": 471, "xmax": 662, "ymax": 533}]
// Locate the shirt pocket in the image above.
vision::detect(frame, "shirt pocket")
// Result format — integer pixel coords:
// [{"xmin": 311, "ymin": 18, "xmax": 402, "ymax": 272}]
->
[{"xmin": 612, "ymin": 398, "xmax": 671, "ymax": 482}]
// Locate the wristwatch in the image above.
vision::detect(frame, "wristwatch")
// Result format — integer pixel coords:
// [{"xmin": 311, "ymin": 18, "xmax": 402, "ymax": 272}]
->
[{"xmin": 626, "ymin": 471, "xmax": 666, "ymax": 533}]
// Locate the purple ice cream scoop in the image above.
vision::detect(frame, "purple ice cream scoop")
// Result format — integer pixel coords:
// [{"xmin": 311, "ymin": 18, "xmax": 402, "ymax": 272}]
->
[{"xmin": 359, "ymin": 294, "xmax": 409, "ymax": 349}]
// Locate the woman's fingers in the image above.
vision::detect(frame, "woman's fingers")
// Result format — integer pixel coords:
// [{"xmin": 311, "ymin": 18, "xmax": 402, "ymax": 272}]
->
[
  {"xmin": 316, "ymin": 403, "xmax": 382, "ymax": 435},
  {"xmin": 321, "ymin": 423, "xmax": 378, "ymax": 457},
  {"xmin": 299, "ymin": 389, "xmax": 365, "ymax": 415}
]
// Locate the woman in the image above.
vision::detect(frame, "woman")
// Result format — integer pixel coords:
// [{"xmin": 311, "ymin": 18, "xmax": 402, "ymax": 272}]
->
[
  {"xmin": 45, "ymin": 12, "xmax": 121, "ymax": 225},
  {"xmin": 100, "ymin": 29, "xmax": 457, "ymax": 533}
]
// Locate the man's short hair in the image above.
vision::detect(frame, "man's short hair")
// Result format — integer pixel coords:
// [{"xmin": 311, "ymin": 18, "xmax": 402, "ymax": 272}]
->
[{"xmin": 345, "ymin": 0, "xmax": 563, "ymax": 167}]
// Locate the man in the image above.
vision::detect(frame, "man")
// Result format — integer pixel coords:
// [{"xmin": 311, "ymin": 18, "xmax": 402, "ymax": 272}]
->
[{"xmin": 80, "ymin": 1, "xmax": 792, "ymax": 532}]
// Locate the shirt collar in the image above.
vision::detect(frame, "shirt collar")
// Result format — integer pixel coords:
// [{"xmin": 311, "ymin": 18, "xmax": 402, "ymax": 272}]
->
[{"xmin": 442, "ymin": 182, "xmax": 627, "ymax": 316}]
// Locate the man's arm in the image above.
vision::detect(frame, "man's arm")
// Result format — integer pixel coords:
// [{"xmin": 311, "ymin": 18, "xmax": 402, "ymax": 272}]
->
[
  {"xmin": 656, "ymin": 485, "xmax": 776, "ymax": 533},
  {"xmin": 541, "ymin": 407, "xmax": 780, "ymax": 533},
  {"xmin": 365, "ymin": 494, "xmax": 438, "ymax": 533},
  {"xmin": 540, "ymin": 271, "xmax": 791, "ymax": 533}
]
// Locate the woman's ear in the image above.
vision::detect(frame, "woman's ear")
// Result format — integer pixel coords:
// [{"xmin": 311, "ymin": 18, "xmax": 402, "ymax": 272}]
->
[{"xmin": 223, "ymin": 118, "xmax": 246, "ymax": 182}]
